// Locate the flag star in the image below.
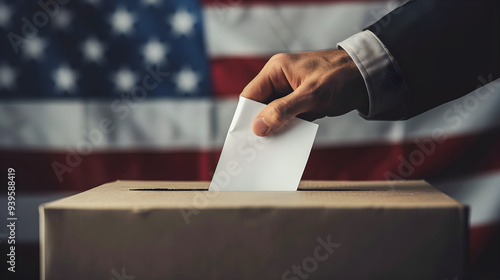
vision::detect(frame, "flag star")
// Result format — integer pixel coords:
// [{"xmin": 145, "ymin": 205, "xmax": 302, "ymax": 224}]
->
[
  {"xmin": 82, "ymin": 38, "xmax": 105, "ymax": 63},
  {"xmin": 142, "ymin": 39, "xmax": 168, "ymax": 65},
  {"xmin": 22, "ymin": 37, "xmax": 47, "ymax": 61},
  {"xmin": 142, "ymin": 0, "xmax": 162, "ymax": 6},
  {"xmin": 113, "ymin": 68, "xmax": 138, "ymax": 92},
  {"xmin": 0, "ymin": 64, "xmax": 16, "ymax": 89},
  {"xmin": 0, "ymin": 3, "xmax": 12, "ymax": 28},
  {"xmin": 53, "ymin": 65, "xmax": 78, "ymax": 93},
  {"xmin": 174, "ymin": 67, "xmax": 201, "ymax": 94},
  {"xmin": 109, "ymin": 7, "xmax": 136, "ymax": 35},
  {"xmin": 52, "ymin": 8, "xmax": 73, "ymax": 30},
  {"xmin": 169, "ymin": 9, "xmax": 196, "ymax": 36}
]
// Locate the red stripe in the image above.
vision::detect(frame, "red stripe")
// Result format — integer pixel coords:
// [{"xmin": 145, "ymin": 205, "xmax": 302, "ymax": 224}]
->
[
  {"xmin": 304, "ymin": 128, "xmax": 500, "ymax": 181},
  {"xmin": 2, "ymin": 128, "xmax": 500, "ymax": 192},
  {"xmin": 210, "ymin": 57, "xmax": 268, "ymax": 98},
  {"xmin": 0, "ymin": 150, "xmax": 218, "ymax": 192},
  {"xmin": 201, "ymin": 0, "xmax": 385, "ymax": 6}
]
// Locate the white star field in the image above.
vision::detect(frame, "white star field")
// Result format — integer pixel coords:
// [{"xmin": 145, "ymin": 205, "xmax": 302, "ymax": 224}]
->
[{"xmin": 0, "ymin": 2, "xmax": 203, "ymax": 96}]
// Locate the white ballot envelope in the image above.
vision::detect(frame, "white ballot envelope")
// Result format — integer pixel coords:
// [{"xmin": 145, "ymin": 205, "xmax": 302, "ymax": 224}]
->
[{"xmin": 209, "ymin": 97, "xmax": 318, "ymax": 191}]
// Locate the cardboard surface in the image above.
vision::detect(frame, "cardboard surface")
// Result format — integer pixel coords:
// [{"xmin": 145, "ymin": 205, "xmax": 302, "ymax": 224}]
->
[{"xmin": 40, "ymin": 180, "xmax": 468, "ymax": 280}]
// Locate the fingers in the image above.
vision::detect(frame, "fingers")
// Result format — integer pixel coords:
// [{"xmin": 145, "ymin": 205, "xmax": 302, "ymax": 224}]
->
[
  {"xmin": 240, "ymin": 68, "xmax": 274, "ymax": 103},
  {"xmin": 240, "ymin": 53, "xmax": 317, "ymax": 136},
  {"xmin": 240, "ymin": 54, "xmax": 293, "ymax": 103},
  {"xmin": 252, "ymin": 86, "xmax": 313, "ymax": 136}
]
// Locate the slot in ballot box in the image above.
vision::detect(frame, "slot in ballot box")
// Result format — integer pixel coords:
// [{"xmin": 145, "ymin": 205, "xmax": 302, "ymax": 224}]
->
[{"xmin": 40, "ymin": 180, "xmax": 468, "ymax": 280}]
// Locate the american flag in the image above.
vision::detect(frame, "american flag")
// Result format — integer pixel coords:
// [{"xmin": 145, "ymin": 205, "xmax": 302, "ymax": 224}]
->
[{"xmin": 1, "ymin": 0, "xmax": 499, "ymax": 278}]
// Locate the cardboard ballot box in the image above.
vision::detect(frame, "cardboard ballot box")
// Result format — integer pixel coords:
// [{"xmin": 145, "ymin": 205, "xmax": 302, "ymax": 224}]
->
[{"xmin": 40, "ymin": 180, "xmax": 468, "ymax": 280}]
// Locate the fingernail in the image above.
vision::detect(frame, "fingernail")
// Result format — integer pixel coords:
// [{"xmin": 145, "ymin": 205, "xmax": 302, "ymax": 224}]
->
[{"xmin": 253, "ymin": 117, "xmax": 270, "ymax": 136}]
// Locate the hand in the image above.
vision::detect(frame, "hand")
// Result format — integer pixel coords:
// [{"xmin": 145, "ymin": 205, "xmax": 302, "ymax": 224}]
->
[{"xmin": 240, "ymin": 49, "xmax": 368, "ymax": 136}]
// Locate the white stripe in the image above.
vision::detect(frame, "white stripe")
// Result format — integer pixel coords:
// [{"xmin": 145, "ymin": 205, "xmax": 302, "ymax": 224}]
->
[
  {"xmin": 0, "ymin": 101, "xmax": 86, "ymax": 149},
  {"xmin": 1, "ymin": 79, "xmax": 500, "ymax": 150},
  {"xmin": 1, "ymin": 99, "xmax": 214, "ymax": 150},
  {"xmin": 84, "ymin": 99, "xmax": 213, "ymax": 150},
  {"xmin": 432, "ymin": 172, "xmax": 500, "ymax": 226},
  {"xmin": 203, "ymin": 2, "xmax": 401, "ymax": 57}
]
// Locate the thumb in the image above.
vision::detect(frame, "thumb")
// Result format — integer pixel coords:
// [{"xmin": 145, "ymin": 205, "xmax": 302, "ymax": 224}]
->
[{"xmin": 252, "ymin": 87, "xmax": 311, "ymax": 136}]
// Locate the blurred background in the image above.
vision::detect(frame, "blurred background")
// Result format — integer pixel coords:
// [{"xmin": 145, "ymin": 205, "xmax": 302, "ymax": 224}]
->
[{"xmin": 0, "ymin": 0, "xmax": 499, "ymax": 279}]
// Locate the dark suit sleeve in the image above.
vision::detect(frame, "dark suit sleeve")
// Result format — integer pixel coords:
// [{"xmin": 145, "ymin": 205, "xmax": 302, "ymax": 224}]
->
[{"xmin": 365, "ymin": 0, "xmax": 500, "ymax": 120}]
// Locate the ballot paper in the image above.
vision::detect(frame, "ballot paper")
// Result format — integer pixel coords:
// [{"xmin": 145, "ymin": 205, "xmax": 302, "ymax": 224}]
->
[{"xmin": 209, "ymin": 97, "xmax": 318, "ymax": 191}]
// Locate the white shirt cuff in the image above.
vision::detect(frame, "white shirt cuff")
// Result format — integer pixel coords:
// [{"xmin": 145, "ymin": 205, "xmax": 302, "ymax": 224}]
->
[{"xmin": 337, "ymin": 30, "xmax": 410, "ymax": 119}]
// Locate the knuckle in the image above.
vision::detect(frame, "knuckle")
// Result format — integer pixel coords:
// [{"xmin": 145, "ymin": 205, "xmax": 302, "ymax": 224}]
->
[{"xmin": 269, "ymin": 52, "xmax": 291, "ymax": 65}]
